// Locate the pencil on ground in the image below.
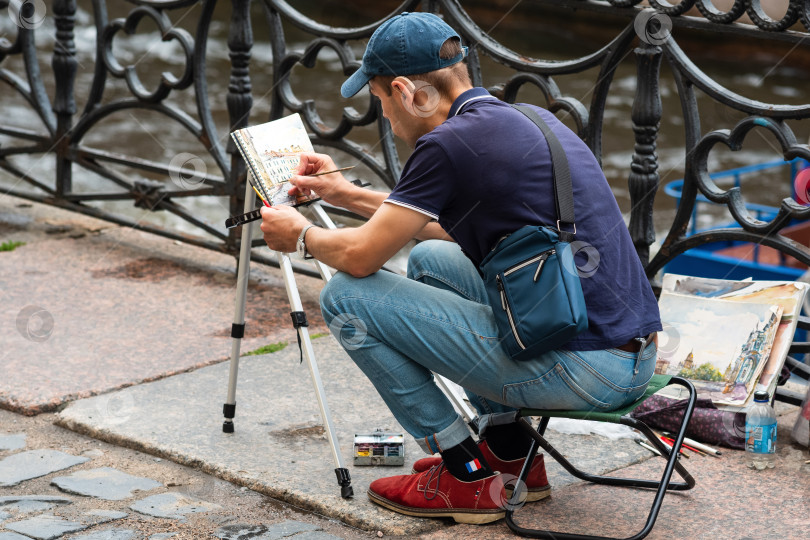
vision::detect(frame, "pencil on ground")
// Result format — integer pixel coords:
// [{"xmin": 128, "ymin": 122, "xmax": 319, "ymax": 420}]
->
[
  {"xmin": 657, "ymin": 436, "xmax": 690, "ymax": 458},
  {"xmin": 662, "ymin": 431, "xmax": 722, "ymax": 457},
  {"xmin": 635, "ymin": 439, "xmax": 661, "ymax": 456},
  {"xmin": 662, "ymin": 436, "xmax": 705, "ymax": 457}
]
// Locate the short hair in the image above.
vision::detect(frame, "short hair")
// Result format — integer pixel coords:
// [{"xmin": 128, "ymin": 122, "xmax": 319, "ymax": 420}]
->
[{"xmin": 375, "ymin": 38, "xmax": 471, "ymax": 99}]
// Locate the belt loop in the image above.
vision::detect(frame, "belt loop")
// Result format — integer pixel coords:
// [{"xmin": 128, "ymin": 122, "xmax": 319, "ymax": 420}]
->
[{"xmin": 633, "ymin": 336, "xmax": 647, "ymax": 376}]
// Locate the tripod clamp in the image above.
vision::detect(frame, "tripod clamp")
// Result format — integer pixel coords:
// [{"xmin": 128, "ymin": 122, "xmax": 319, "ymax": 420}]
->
[{"xmin": 290, "ymin": 311, "xmax": 308, "ymax": 364}]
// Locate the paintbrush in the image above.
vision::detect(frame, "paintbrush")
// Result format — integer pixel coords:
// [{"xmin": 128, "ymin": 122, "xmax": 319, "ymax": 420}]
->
[{"xmin": 303, "ymin": 166, "xmax": 355, "ymax": 177}]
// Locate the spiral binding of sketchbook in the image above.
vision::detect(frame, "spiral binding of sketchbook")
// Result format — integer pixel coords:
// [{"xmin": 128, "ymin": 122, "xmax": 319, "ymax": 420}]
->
[{"xmin": 230, "ymin": 130, "xmax": 273, "ymax": 202}]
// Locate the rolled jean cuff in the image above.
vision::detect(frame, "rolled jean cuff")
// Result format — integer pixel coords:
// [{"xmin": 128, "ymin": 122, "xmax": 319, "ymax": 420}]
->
[
  {"xmin": 476, "ymin": 412, "xmax": 522, "ymax": 437},
  {"xmin": 416, "ymin": 414, "xmax": 471, "ymax": 454}
]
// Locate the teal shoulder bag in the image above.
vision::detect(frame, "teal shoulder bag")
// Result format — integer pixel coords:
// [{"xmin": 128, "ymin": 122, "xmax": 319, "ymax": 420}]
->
[{"xmin": 478, "ymin": 104, "xmax": 588, "ymax": 360}]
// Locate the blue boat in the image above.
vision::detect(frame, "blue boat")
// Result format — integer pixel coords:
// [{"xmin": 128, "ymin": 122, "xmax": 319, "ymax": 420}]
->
[{"xmin": 663, "ymin": 158, "xmax": 810, "ymax": 281}]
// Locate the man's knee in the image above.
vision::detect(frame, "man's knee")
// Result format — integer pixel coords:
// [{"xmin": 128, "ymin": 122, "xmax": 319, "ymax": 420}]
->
[
  {"xmin": 320, "ymin": 271, "xmax": 351, "ymax": 322},
  {"xmin": 407, "ymin": 240, "xmax": 458, "ymax": 280},
  {"xmin": 319, "ymin": 272, "xmax": 371, "ymax": 350}
]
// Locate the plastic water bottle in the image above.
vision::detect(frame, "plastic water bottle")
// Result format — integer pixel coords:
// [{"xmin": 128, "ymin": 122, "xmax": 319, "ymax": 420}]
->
[{"xmin": 745, "ymin": 390, "xmax": 777, "ymax": 470}]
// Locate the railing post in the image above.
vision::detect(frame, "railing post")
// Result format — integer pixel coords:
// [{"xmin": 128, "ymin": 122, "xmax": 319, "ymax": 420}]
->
[
  {"xmin": 226, "ymin": 0, "xmax": 254, "ymax": 251},
  {"xmin": 628, "ymin": 41, "xmax": 663, "ymax": 266},
  {"xmin": 52, "ymin": 0, "xmax": 78, "ymax": 197}
]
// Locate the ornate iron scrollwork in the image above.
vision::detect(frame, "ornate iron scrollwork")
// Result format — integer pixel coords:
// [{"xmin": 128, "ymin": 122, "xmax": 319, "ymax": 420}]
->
[
  {"xmin": 102, "ymin": 6, "xmax": 195, "ymax": 103},
  {"xmin": 0, "ymin": 0, "xmax": 808, "ymax": 280},
  {"xmin": 691, "ymin": 117, "xmax": 810, "ymax": 234},
  {"xmin": 132, "ymin": 178, "xmax": 168, "ymax": 210}
]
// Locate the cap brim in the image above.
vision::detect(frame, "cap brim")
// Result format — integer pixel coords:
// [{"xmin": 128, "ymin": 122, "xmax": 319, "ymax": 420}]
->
[{"xmin": 341, "ymin": 68, "xmax": 372, "ymax": 98}]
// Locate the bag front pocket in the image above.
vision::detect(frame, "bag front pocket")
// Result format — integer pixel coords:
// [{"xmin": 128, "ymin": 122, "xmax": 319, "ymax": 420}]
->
[{"xmin": 496, "ymin": 248, "xmax": 557, "ymax": 351}]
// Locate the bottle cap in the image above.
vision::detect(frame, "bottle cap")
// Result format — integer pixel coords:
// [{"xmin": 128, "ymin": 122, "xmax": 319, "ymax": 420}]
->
[{"xmin": 753, "ymin": 390, "xmax": 770, "ymax": 402}]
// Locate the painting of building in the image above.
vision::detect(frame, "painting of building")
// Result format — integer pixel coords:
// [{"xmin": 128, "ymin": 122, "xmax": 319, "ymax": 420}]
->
[{"xmin": 657, "ymin": 290, "xmax": 783, "ymax": 406}]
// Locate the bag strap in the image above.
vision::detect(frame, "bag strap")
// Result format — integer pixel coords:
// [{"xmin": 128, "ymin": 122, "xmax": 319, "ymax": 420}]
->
[{"xmin": 509, "ymin": 104, "xmax": 576, "ymax": 242}]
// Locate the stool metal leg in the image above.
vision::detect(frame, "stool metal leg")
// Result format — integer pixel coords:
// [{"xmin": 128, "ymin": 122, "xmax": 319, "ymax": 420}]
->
[{"xmin": 506, "ymin": 377, "xmax": 697, "ymax": 540}]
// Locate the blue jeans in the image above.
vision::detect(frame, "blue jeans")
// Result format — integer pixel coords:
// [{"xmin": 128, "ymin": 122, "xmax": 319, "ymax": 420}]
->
[{"xmin": 320, "ymin": 240, "xmax": 656, "ymax": 454}]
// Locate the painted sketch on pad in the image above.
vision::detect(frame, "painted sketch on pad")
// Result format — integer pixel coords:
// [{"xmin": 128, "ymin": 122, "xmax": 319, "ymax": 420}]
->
[
  {"xmin": 661, "ymin": 274, "xmax": 807, "ymax": 407},
  {"xmin": 230, "ymin": 113, "xmax": 315, "ymax": 206},
  {"xmin": 657, "ymin": 290, "xmax": 782, "ymax": 407}
]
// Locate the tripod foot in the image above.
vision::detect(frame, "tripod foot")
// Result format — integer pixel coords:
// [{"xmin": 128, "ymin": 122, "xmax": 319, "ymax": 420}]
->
[
  {"xmin": 223, "ymin": 403, "xmax": 236, "ymax": 433},
  {"xmin": 335, "ymin": 467, "xmax": 353, "ymax": 499}
]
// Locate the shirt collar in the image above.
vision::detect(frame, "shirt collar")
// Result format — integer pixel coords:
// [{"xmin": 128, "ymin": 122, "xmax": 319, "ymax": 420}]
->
[{"xmin": 448, "ymin": 87, "xmax": 497, "ymax": 118}]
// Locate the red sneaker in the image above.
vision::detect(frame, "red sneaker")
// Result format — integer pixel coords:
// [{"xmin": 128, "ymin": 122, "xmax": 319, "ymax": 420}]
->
[
  {"xmin": 411, "ymin": 439, "xmax": 551, "ymax": 502},
  {"xmin": 367, "ymin": 465, "xmax": 507, "ymax": 524}
]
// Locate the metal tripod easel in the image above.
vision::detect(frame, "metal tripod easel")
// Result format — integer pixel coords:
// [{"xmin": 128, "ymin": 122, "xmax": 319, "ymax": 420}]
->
[{"xmin": 221, "ymin": 180, "xmax": 478, "ymax": 498}]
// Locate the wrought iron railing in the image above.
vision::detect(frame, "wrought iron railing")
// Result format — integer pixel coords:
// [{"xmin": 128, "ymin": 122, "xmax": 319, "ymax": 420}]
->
[{"xmin": 1, "ymin": 0, "xmax": 810, "ymax": 280}]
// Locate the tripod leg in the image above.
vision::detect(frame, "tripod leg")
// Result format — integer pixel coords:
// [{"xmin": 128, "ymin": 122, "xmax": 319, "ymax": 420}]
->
[
  {"xmin": 277, "ymin": 250, "xmax": 353, "ymax": 498},
  {"xmin": 309, "ymin": 203, "xmax": 334, "ymax": 281},
  {"xmin": 223, "ymin": 181, "xmax": 257, "ymax": 433},
  {"xmin": 433, "ymin": 374, "xmax": 480, "ymax": 433}
]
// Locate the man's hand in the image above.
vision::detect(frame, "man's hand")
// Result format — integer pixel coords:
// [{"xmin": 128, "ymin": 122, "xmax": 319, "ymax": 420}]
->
[
  {"xmin": 259, "ymin": 205, "xmax": 311, "ymax": 253},
  {"xmin": 288, "ymin": 152, "xmax": 353, "ymax": 208}
]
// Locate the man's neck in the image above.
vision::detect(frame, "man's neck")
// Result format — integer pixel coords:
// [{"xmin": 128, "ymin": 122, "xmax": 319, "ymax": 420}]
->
[{"xmin": 426, "ymin": 84, "xmax": 474, "ymax": 130}]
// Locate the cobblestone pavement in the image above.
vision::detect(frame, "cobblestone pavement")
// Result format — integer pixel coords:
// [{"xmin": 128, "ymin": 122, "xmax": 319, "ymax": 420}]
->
[{"xmin": 0, "ymin": 411, "xmax": 377, "ymax": 540}]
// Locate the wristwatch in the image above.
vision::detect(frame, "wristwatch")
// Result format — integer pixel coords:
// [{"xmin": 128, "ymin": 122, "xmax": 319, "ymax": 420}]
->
[{"xmin": 296, "ymin": 224, "xmax": 318, "ymax": 259}]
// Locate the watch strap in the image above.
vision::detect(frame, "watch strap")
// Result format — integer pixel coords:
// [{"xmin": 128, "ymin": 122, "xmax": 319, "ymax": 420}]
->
[{"xmin": 299, "ymin": 224, "xmax": 318, "ymax": 259}]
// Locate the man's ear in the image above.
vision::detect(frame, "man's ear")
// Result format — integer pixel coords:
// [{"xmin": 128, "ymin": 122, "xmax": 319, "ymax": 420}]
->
[{"xmin": 392, "ymin": 77, "xmax": 415, "ymax": 106}]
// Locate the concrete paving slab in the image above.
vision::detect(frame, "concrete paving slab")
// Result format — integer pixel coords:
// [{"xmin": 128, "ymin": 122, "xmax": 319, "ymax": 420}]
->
[
  {"xmin": 0, "ymin": 496, "xmax": 73, "ymax": 519},
  {"xmin": 57, "ymin": 337, "xmax": 651, "ymax": 535},
  {"xmin": 3, "ymin": 513, "xmax": 86, "ymax": 539},
  {"xmin": 71, "ymin": 529, "xmax": 139, "ymax": 540},
  {"xmin": 0, "ymin": 496, "xmax": 73, "ymax": 508},
  {"xmin": 0, "ymin": 435, "xmax": 25, "ymax": 452},
  {"xmin": 291, "ymin": 533, "xmax": 344, "ymax": 540},
  {"xmin": 260, "ymin": 520, "xmax": 321, "ymax": 539},
  {"xmin": 214, "ymin": 521, "xmax": 321, "ymax": 540},
  {"xmin": 0, "ymin": 532, "xmax": 32, "ymax": 540},
  {"xmin": 82, "ymin": 509, "xmax": 128, "ymax": 525},
  {"xmin": 0, "ymin": 199, "xmax": 327, "ymax": 415},
  {"xmin": 4, "ymin": 510, "xmax": 129, "ymax": 539},
  {"xmin": 0, "ymin": 501, "xmax": 55, "ymax": 515},
  {"xmin": 214, "ymin": 524, "xmax": 269, "ymax": 539},
  {"xmin": 0, "ymin": 450, "xmax": 89, "ymax": 487},
  {"xmin": 51, "ymin": 467, "xmax": 162, "ymax": 500},
  {"xmin": 129, "ymin": 493, "xmax": 220, "ymax": 520}
]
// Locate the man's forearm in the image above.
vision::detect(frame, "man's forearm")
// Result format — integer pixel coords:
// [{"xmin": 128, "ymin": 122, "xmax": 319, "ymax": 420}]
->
[
  {"xmin": 336, "ymin": 185, "xmax": 388, "ymax": 219},
  {"xmin": 302, "ymin": 202, "xmax": 432, "ymax": 278},
  {"xmin": 336, "ymin": 189, "xmax": 452, "ymax": 242},
  {"xmin": 304, "ymin": 226, "xmax": 369, "ymax": 276}
]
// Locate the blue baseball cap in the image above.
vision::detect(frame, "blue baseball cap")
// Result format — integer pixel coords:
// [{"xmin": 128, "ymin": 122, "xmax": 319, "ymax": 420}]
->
[{"xmin": 341, "ymin": 12, "xmax": 467, "ymax": 98}]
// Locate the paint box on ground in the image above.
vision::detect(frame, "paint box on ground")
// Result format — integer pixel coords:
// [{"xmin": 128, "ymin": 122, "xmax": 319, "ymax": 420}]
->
[{"xmin": 353, "ymin": 430, "xmax": 405, "ymax": 466}]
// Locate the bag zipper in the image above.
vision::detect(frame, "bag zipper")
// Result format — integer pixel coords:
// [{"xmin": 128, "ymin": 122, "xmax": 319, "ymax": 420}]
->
[
  {"xmin": 504, "ymin": 249, "xmax": 555, "ymax": 281},
  {"xmin": 496, "ymin": 248, "xmax": 556, "ymax": 351},
  {"xmin": 496, "ymin": 275, "xmax": 526, "ymax": 350}
]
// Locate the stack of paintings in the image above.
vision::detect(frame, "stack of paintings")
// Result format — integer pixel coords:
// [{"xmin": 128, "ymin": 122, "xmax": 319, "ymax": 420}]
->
[{"xmin": 656, "ymin": 274, "xmax": 807, "ymax": 409}]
